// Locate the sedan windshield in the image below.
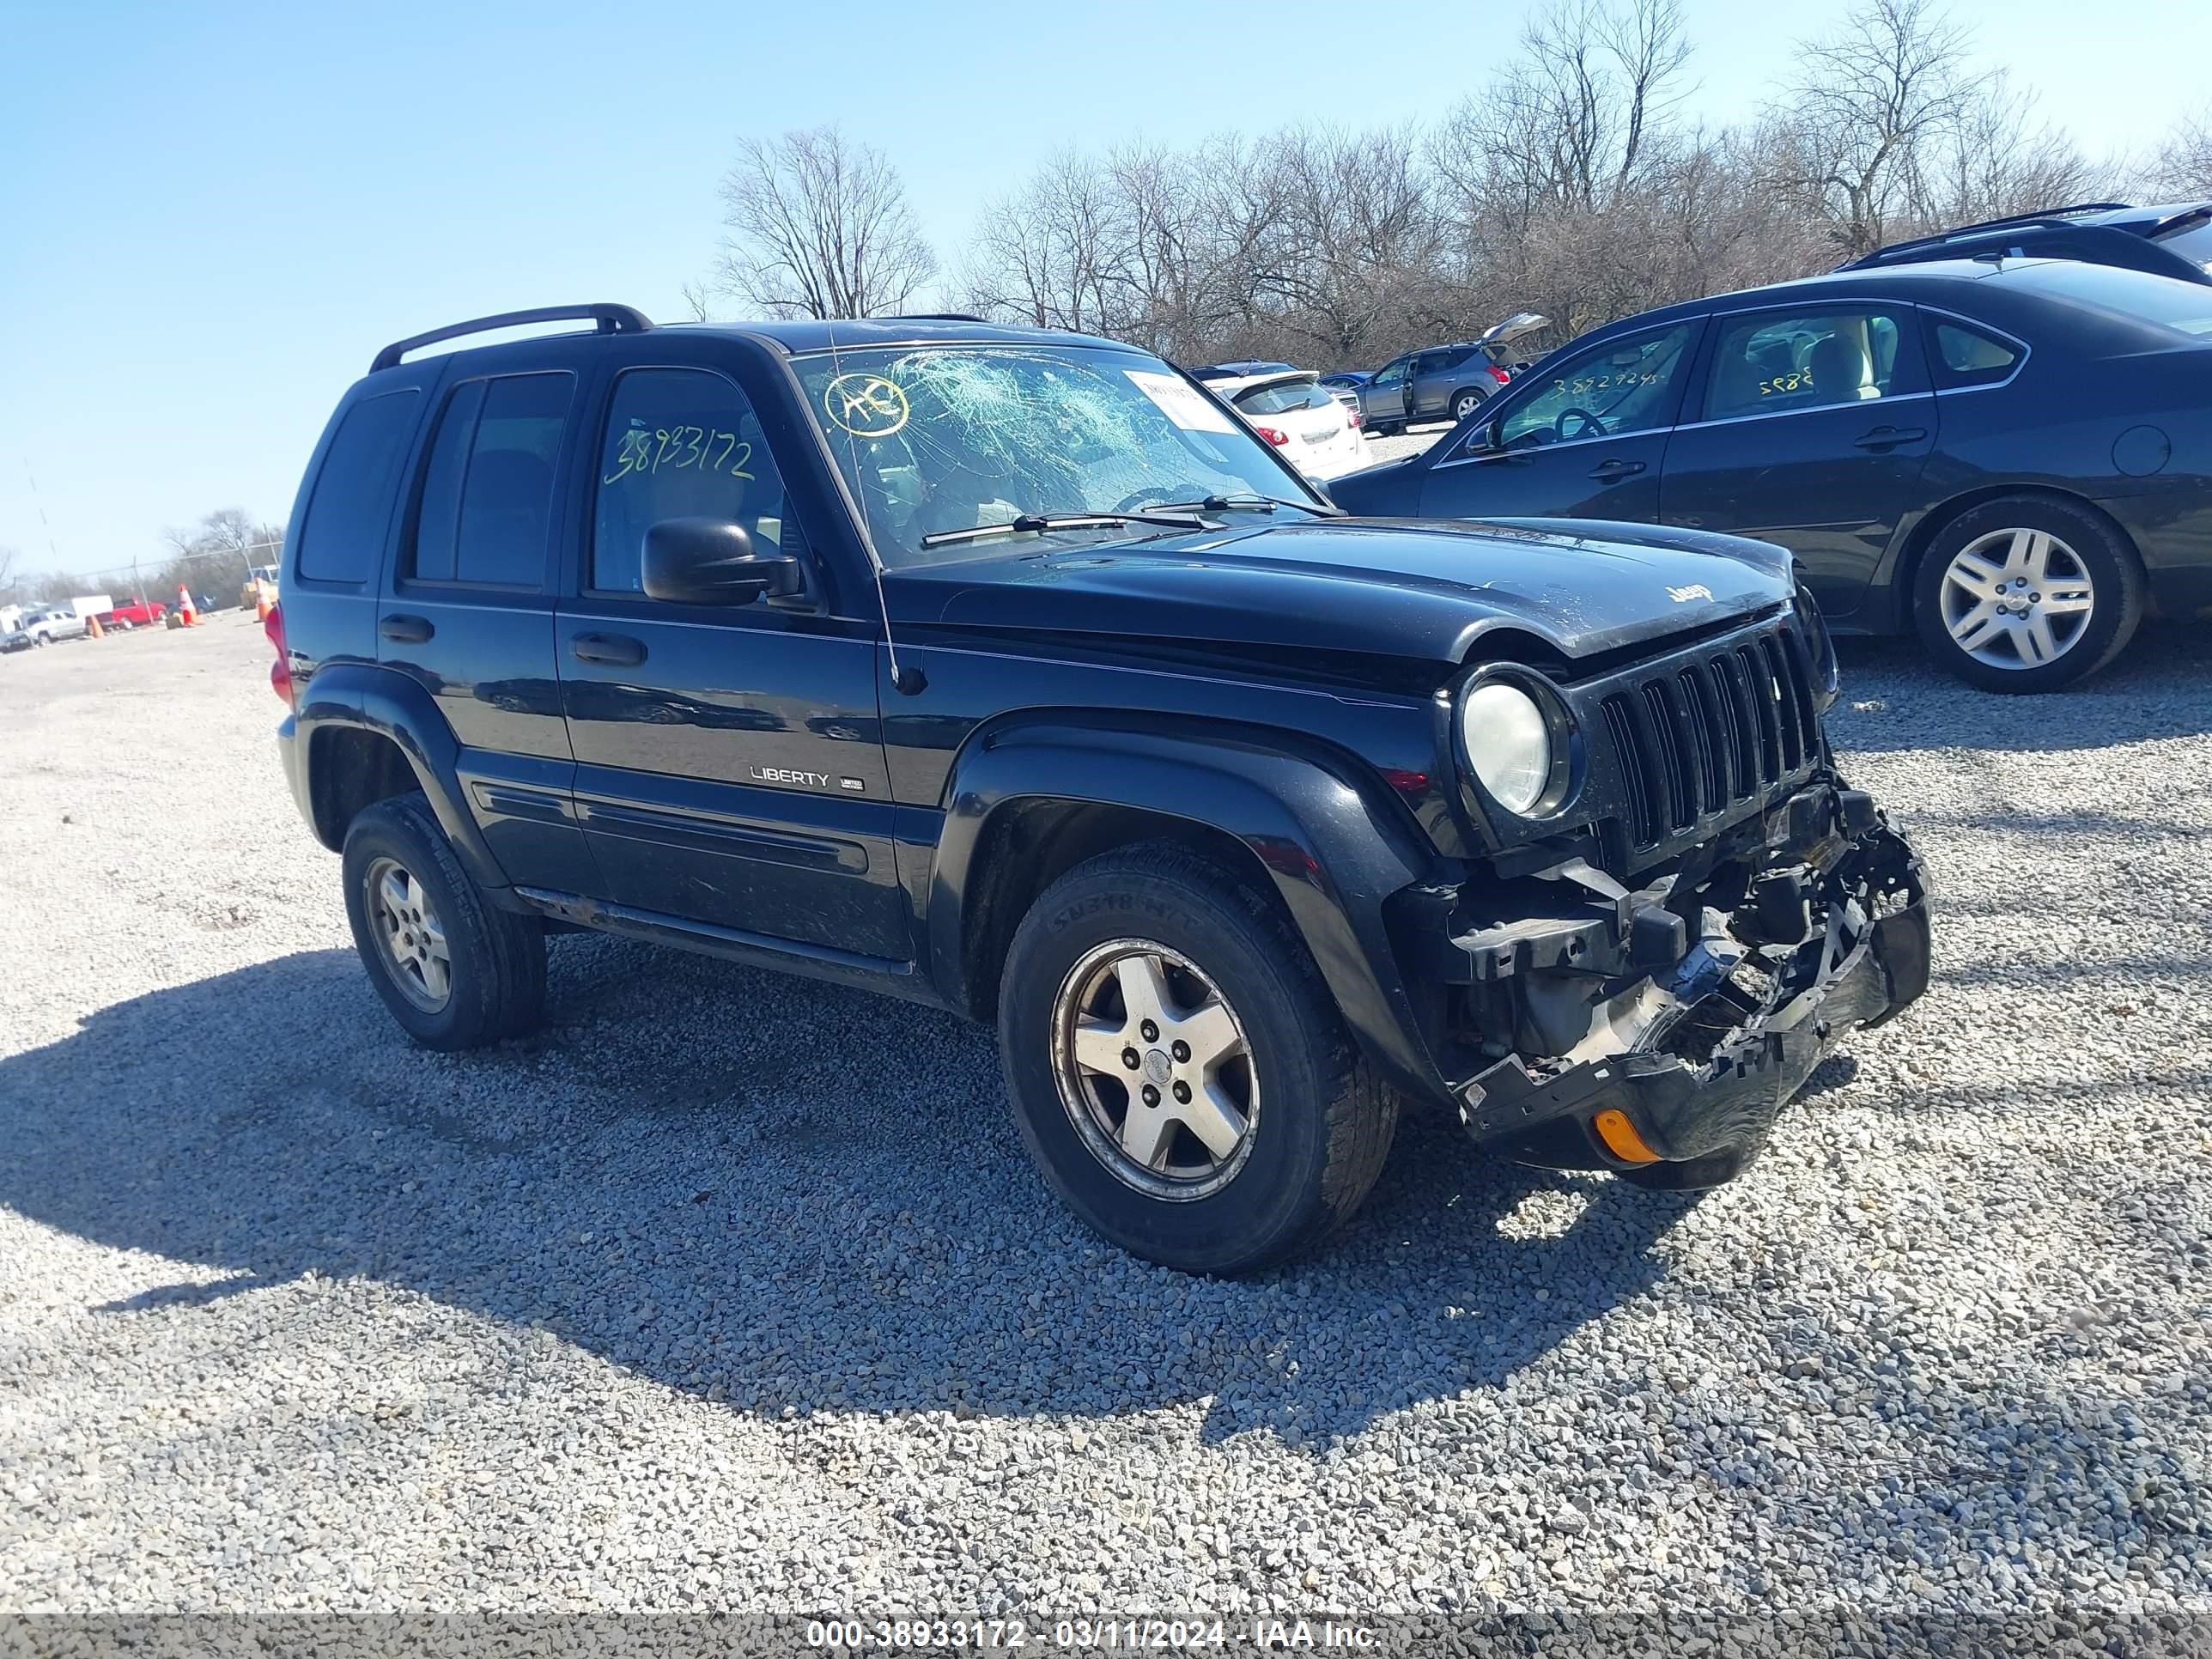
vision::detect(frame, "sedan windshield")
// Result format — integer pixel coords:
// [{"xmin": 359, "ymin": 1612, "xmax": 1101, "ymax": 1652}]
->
[{"xmin": 793, "ymin": 344, "xmax": 1321, "ymax": 566}]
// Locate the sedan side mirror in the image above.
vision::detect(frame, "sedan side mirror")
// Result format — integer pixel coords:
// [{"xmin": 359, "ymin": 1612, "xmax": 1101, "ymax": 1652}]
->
[{"xmin": 641, "ymin": 518, "xmax": 805, "ymax": 605}]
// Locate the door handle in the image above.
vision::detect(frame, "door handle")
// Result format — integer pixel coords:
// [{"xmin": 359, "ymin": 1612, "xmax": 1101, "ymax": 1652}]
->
[
  {"xmin": 378, "ymin": 614, "xmax": 434, "ymax": 644},
  {"xmin": 571, "ymin": 631, "xmax": 646, "ymax": 667},
  {"xmin": 1587, "ymin": 458, "xmax": 1648, "ymax": 481},
  {"xmin": 1853, "ymin": 426, "xmax": 1928, "ymax": 450}
]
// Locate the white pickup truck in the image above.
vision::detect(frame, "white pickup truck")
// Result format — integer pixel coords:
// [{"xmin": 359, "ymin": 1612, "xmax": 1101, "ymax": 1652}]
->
[{"xmin": 21, "ymin": 605, "xmax": 90, "ymax": 645}]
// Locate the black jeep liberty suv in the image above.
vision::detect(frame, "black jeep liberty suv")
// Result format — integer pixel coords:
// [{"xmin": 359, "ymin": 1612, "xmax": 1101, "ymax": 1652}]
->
[{"xmin": 270, "ymin": 303, "xmax": 1929, "ymax": 1275}]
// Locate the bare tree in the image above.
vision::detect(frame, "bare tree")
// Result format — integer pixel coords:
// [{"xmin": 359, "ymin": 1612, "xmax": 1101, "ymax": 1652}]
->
[
  {"xmin": 0, "ymin": 545, "xmax": 19, "ymax": 605},
  {"xmin": 713, "ymin": 125, "xmax": 939, "ymax": 319},
  {"xmin": 1911, "ymin": 74, "xmax": 2115, "ymax": 227},
  {"xmin": 2153, "ymin": 112, "xmax": 2212, "ymax": 196},
  {"xmin": 1765, "ymin": 0, "xmax": 1987, "ymax": 258},
  {"xmin": 1431, "ymin": 0, "xmax": 1693, "ymax": 230}
]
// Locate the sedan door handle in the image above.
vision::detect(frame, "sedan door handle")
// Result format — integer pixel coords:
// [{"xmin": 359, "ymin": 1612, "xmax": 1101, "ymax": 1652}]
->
[
  {"xmin": 570, "ymin": 631, "xmax": 646, "ymax": 667},
  {"xmin": 378, "ymin": 614, "xmax": 434, "ymax": 644},
  {"xmin": 1586, "ymin": 458, "xmax": 1648, "ymax": 481},
  {"xmin": 1853, "ymin": 425, "xmax": 1928, "ymax": 450}
]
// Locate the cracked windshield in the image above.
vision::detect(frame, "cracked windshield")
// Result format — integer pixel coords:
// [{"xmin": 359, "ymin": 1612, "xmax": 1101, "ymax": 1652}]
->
[{"xmin": 794, "ymin": 345, "xmax": 1312, "ymax": 566}]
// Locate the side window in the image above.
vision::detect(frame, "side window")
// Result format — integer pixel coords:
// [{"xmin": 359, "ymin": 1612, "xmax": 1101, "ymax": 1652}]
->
[
  {"xmin": 408, "ymin": 372, "xmax": 573, "ymax": 588},
  {"xmin": 295, "ymin": 389, "xmax": 421, "ymax": 583},
  {"xmin": 591, "ymin": 368, "xmax": 794, "ymax": 595},
  {"xmin": 1703, "ymin": 307, "xmax": 1911, "ymax": 422},
  {"xmin": 1370, "ymin": 357, "xmax": 1407, "ymax": 389},
  {"xmin": 1494, "ymin": 324, "xmax": 1697, "ymax": 451},
  {"xmin": 1926, "ymin": 317, "xmax": 2021, "ymax": 389}
]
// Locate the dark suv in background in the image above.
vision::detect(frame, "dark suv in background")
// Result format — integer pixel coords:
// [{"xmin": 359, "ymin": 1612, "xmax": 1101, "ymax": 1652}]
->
[
  {"xmin": 1838, "ymin": 200, "xmax": 2212, "ymax": 286},
  {"xmin": 269, "ymin": 303, "xmax": 1928, "ymax": 1274}
]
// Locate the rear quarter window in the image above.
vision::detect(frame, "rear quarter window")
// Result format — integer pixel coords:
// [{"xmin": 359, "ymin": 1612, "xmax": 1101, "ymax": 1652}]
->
[{"xmin": 295, "ymin": 389, "xmax": 422, "ymax": 583}]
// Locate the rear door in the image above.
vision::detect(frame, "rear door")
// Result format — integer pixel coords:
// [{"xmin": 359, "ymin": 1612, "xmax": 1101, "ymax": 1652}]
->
[
  {"xmin": 1415, "ymin": 319, "xmax": 1703, "ymax": 524},
  {"xmin": 375, "ymin": 348, "xmax": 597, "ymax": 891},
  {"xmin": 1660, "ymin": 301, "xmax": 1936, "ymax": 618},
  {"xmin": 554, "ymin": 347, "xmax": 909, "ymax": 961}
]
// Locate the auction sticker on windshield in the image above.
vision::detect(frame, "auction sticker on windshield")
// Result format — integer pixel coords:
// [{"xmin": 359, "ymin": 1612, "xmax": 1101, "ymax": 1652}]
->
[{"xmin": 1124, "ymin": 369, "xmax": 1238, "ymax": 434}]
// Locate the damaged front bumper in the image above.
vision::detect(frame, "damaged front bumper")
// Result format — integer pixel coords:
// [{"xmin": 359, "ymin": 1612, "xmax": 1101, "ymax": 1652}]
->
[{"xmin": 1445, "ymin": 775, "xmax": 1930, "ymax": 1188}]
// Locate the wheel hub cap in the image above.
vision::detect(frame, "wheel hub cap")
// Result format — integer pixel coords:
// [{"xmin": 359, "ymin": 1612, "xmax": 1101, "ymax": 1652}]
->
[
  {"xmin": 1050, "ymin": 939, "xmax": 1259, "ymax": 1200},
  {"xmin": 1940, "ymin": 528, "xmax": 2094, "ymax": 670},
  {"xmin": 366, "ymin": 855, "xmax": 451, "ymax": 1013}
]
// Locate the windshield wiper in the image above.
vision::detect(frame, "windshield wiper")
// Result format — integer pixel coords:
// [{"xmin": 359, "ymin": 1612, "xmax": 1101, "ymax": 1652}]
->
[
  {"xmin": 1137, "ymin": 492, "xmax": 1339, "ymax": 518},
  {"xmin": 918, "ymin": 508, "xmax": 1218, "ymax": 549}
]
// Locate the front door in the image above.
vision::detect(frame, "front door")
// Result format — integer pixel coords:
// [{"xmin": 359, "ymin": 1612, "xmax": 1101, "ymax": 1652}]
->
[
  {"xmin": 1365, "ymin": 355, "xmax": 1413, "ymax": 428},
  {"xmin": 1414, "ymin": 319, "xmax": 1704, "ymax": 525},
  {"xmin": 555, "ymin": 359, "xmax": 909, "ymax": 962},
  {"xmin": 376, "ymin": 355, "xmax": 597, "ymax": 892},
  {"xmin": 1661, "ymin": 301, "xmax": 1936, "ymax": 619}
]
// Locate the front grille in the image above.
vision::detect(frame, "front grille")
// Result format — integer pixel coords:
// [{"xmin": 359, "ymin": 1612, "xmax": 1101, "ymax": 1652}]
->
[{"xmin": 1599, "ymin": 625, "xmax": 1820, "ymax": 849}]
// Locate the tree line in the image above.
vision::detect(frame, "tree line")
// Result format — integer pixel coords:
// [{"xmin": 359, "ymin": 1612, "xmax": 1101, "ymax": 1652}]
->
[
  {"xmin": 708, "ymin": 0, "xmax": 2212, "ymax": 371},
  {"xmin": 1, "ymin": 507, "xmax": 283, "ymax": 613}
]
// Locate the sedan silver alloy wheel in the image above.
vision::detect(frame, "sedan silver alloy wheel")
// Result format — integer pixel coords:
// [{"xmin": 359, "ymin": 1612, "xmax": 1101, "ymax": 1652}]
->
[
  {"xmin": 366, "ymin": 854, "xmax": 451, "ymax": 1013},
  {"xmin": 1050, "ymin": 938, "xmax": 1260, "ymax": 1200},
  {"xmin": 1940, "ymin": 527, "xmax": 2095, "ymax": 670}
]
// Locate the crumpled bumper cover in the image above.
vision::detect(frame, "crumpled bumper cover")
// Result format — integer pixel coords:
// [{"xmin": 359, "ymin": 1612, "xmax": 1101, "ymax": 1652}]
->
[{"xmin": 1455, "ymin": 780, "xmax": 1930, "ymax": 1182}]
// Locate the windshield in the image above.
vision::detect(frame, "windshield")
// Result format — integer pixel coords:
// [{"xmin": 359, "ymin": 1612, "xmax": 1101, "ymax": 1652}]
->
[
  {"xmin": 792, "ymin": 344, "xmax": 1319, "ymax": 567},
  {"xmin": 2154, "ymin": 216, "xmax": 2212, "ymax": 275},
  {"xmin": 2012, "ymin": 260, "xmax": 2212, "ymax": 338}
]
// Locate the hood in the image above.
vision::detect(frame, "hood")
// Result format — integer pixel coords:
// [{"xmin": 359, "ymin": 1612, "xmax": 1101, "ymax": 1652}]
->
[{"xmin": 884, "ymin": 516, "xmax": 1792, "ymax": 666}]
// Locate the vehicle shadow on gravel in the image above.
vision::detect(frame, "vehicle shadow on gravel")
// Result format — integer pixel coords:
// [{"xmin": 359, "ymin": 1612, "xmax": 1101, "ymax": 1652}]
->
[
  {"xmin": 1828, "ymin": 623, "xmax": 2212, "ymax": 753},
  {"xmin": 3, "ymin": 941, "xmax": 1721, "ymax": 1445}
]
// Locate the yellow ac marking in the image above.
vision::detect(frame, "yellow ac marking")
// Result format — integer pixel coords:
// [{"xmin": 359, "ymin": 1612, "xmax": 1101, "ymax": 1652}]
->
[{"xmin": 823, "ymin": 374, "xmax": 910, "ymax": 438}]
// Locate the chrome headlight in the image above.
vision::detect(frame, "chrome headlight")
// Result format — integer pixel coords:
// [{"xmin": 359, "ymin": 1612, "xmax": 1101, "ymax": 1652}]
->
[{"xmin": 1458, "ymin": 678, "xmax": 1564, "ymax": 816}]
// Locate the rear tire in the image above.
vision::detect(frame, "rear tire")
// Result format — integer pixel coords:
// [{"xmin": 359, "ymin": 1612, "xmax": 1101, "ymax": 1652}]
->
[
  {"xmin": 1449, "ymin": 388, "xmax": 1487, "ymax": 422},
  {"xmin": 997, "ymin": 841, "xmax": 1399, "ymax": 1275},
  {"xmin": 341, "ymin": 793, "xmax": 545, "ymax": 1050},
  {"xmin": 1912, "ymin": 495, "xmax": 2144, "ymax": 692}
]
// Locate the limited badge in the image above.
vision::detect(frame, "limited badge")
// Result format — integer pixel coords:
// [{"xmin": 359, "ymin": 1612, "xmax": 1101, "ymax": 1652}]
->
[{"xmin": 823, "ymin": 374, "xmax": 910, "ymax": 438}]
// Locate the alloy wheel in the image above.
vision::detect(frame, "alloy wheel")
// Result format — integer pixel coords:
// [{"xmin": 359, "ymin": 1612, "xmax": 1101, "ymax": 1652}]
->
[
  {"xmin": 1939, "ymin": 528, "xmax": 2095, "ymax": 670},
  {"xmin": 365, "ymin": 855, "xmax": 451, "ymax": 1012},
  {"xmin": 1049, "ymin": 939, "xmax": 1260, "ymax": 1200}
]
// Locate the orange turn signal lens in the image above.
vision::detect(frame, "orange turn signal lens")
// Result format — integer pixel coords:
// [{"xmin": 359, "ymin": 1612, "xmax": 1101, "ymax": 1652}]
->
[{"xmin": 1593, "ymin": 1109, "xmax": 1660, "ymax": 1164}]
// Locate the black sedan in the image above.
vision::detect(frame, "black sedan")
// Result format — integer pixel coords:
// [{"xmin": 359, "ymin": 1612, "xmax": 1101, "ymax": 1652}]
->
[{"xmin": 1330, "ymin": 258, "xmax": 2212, "ymax": 690}]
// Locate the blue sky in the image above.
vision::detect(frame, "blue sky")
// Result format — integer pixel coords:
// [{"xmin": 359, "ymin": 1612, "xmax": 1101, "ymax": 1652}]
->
[{"xmin": 4, "ymin": 0, "xmax": 2208, "ymax": 580}]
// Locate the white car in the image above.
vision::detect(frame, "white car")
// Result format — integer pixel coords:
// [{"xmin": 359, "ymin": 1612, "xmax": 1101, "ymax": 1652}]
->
[
  {"xmin": 1211, "ymin": 371, "xmax": 1368, "ymax": 483},
  {"xmin": 21, "ymin": 606, "xmax": 88, "ymax": 644}
]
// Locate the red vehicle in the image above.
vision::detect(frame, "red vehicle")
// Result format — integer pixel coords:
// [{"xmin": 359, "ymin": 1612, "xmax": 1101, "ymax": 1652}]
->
[{"xmin": 100, "ymin": 599, "xmax": 168, "ymax": 630}]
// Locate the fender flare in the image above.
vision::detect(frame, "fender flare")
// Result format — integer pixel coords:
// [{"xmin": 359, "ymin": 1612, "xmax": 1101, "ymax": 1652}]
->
[
  {"xmin": 929, "ymin": 718, "xmax": 1452, "ymax": 1103},
  {"xmin": 290, "ymin": 661, "xmax": 508, "ymax": 891}
]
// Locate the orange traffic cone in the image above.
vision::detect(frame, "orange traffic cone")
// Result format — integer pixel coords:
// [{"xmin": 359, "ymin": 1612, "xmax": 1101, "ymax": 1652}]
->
[
  {"xmin": 177, "ymin": 585, "xmax": 198, "ymax": 627},
  {"xmin": 255, "ymin": 592, "xmax": 271, "ymax": 623},
  {"xmin": 85, "ymin": 614, "xmax": 104, "ymax": 640}
]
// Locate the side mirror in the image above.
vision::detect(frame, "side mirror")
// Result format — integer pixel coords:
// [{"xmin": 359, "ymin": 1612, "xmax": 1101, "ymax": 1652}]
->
[{"xmin": 640, "ymin": 518, "xmax": 805, "ymax": 606}]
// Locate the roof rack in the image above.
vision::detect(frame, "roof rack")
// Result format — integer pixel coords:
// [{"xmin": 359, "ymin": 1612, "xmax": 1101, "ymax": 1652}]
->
[
  {"xmin": 874, "ymin": 312, "xmax": 988, "ymax": 323},
  {"xmin": 1843, "ymin": 203, "xmax": 2136, "ymax": 269},
  {"xmin": 370, "ymin": 303, "xmax": 653, "ymax": 373}
]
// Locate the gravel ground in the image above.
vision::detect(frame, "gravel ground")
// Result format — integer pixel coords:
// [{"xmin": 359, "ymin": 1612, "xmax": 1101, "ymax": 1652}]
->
[{"xmin": 2, "ymin": 610, "xmax": 2209, "ymax": 1631}]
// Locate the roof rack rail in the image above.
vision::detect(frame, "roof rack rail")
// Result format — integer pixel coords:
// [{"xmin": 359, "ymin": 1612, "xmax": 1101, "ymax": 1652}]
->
[
  {"xmin": 370, "ymin": 303, "xmax": 653, "ymax": 373},
  {"xmin": 875, "ymin": 312, "xmax": 987, "ymax": 323}
]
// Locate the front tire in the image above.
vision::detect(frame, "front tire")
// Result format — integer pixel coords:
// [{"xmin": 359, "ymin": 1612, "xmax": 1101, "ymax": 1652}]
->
[
  {"xmin": 998, "ymin": 842, "xmax": 1399, "ymax": 1275},
  {"xmin": 1912, "ymin": 495, "xmax": 2144, "ymax": 691},
  {"xmin": 341, "ymin": 793, "xmax": 545, "ymax": 1049}
]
